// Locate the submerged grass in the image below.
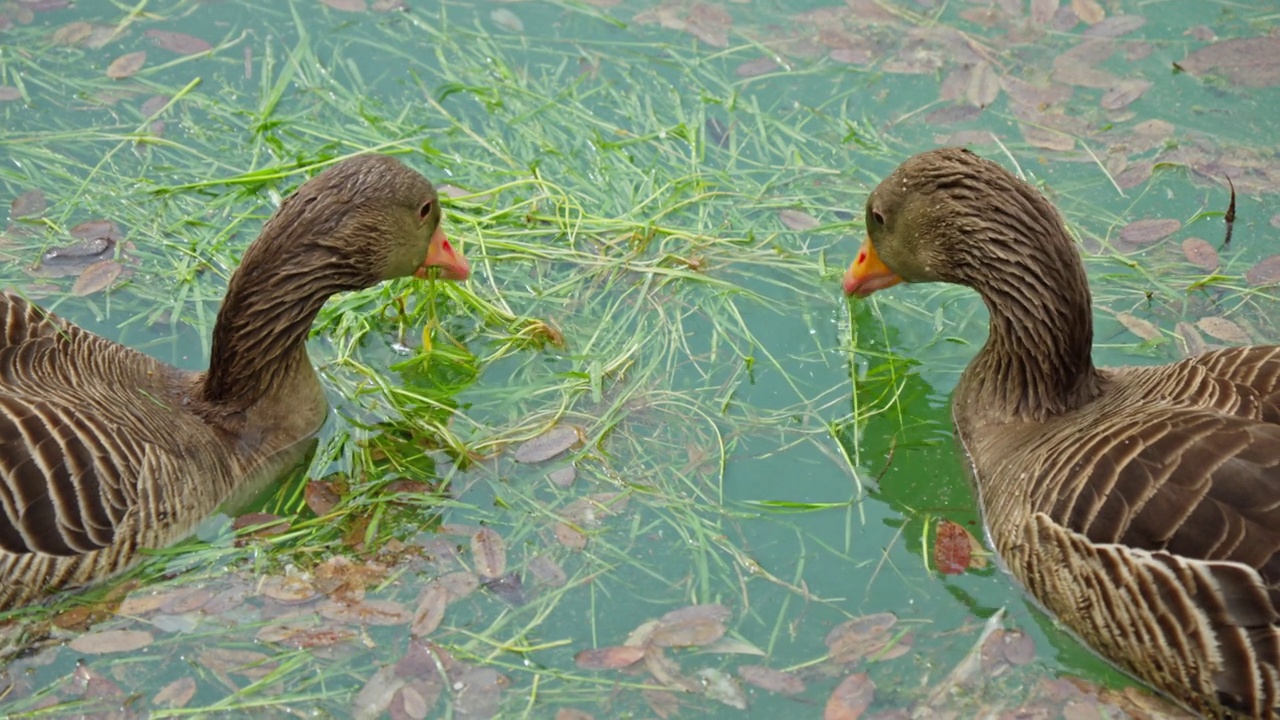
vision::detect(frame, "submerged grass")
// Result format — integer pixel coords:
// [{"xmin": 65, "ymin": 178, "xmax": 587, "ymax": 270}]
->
[{"xmin": 0, "ymin": 0, "xmax": 1277, "ymax": 717}]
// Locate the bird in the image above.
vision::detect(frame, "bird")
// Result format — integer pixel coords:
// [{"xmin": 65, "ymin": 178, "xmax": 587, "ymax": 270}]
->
[
  {"xmin": 843, "ymin": 146, "xmax": 1280, "ymax": 718},
  {"xmin": 0, "ymin": 153, "xmax": 470, "ymax": 611}
]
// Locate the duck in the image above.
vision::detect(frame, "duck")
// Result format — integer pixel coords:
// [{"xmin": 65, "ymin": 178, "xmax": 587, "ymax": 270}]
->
[
  {"xmin": 0, "ymin": 154, "xmax": 470, "ymax": 611},
  {"xmin": 843, "ymin": 147, "xmax": 1280, "ymax": 718}
]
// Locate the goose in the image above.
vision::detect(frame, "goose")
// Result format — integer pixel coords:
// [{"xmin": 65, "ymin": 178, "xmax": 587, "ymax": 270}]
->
[
  {"xmin": 843, "ymin": 147, "xmax": 1280, "ymax": 718},
  {"xmin": 0, "ymin": 153, "xmax": 469, "ymax": 610}
]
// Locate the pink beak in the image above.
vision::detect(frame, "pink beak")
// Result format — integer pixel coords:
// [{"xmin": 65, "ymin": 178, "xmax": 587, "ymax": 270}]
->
[{"xmin": 416, "ymin": 225, "xmax": 470, "ymax": 281}]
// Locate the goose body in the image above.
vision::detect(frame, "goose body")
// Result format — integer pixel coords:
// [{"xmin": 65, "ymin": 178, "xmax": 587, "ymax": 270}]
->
[
  {"xmin": 0, "ymin": 154, "xmax": 469, "ymax": 610},
  {"xmin": 843, "ymin": 147, "xmax": 1280, "ymax": 718}
]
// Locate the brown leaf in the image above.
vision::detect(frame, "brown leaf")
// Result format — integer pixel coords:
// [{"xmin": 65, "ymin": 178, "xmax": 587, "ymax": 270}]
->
[
  {"xmin": 152, "ymin": 676, "xmax": 198, "ymax": 708},
  {"xmin": 453, "ymin": 667, "xmax": 508, "ymax": 719},
  {"xmin": 554, "ymin": 521, "xmax": 587, "ymax": 550},
  {"xmin": 491, "ymin": 8, "xmax": 524, "ymax": 33},
  {"xmin": 69, "ymin": 629, "xmax": 154, "ymax": 654},
  {"xmin": 471, "ymin": 527, "xmax": 507, "ymax": 579},
  {"xmin": 11, "ymin": 189, "xmax": 46, "ymax": 218},
  {"xmin": 824, "ymin": 673, "xmax": 875, "ymax": 720},
  {"xmin": 353, "ymin": 666, "xmax": 404, "ymax": 720},
  {"xmin": 1196, "ymin": 316, "xmax": 1250, "ymax": 344},
  {"xmin": 514, "ymin": 424, "xmax": 580, "ymax": 463},
  {"xmin": 736, "ymin": 57, "xmax": 780, "ymax": 78},
  {"xmin": 527, "ymin": 554, "xmax": 567, "ymax": 587},
  {"xmin": 779, "ymin": 209, "xmax": 820, "ymax": 230},
  {"xmin": 1180, "ymin": 37, "xmax": 1280, "ymax": 88},
  {"xmin": 1118, "ymin": 218, "xmax": 1180, "ymax": 246},
  {"xmin": 575, "ymin": 645, "xmax": 647, "ymax": 670},
  {"xmin": 1180, "ymin": 237, "xmax": 1218, "ymax": 271},
  {"xmin": 1175, "ymin": 321, "xmax": 1209, "ymax": 358},
  {"xmin": 965, "ymin": 61, "xmax": 1000, "ymax": 108},
  {"xmin": 320, "ymin": 0, "xmax": 366, "ymax": 10},
  {"xmin": 686, "ymin": 3, "xmax": 731, "ymax": 47},
  {"xmin": 1070, "ymin": 0, "xmax": 1104, "ymax": 24},
  {"xmin": 145, "ymin": 29, "xmax": 211, "ymax": 55},
  {"xmin": 738, "ymin": 665, "xmax": 805, "ymax": 695},
  {"xmin": 431, "ymin": 571, "xmax": 480, "ymax": 601},
  {"xmin": 934, "ymin": 519, "xmax": 974, "ymax": 575},
  {"xmin": 106, "ymin": 51, "xmax": 146, "ymax": 79},
  {"xmin": 305, "ymin": 479, "xmax": 341, "ymax": 516},
  {"xmin": 411, "ymin": 585, "xmax": 448, "ymax": 638},
  {"xmin": 71, "ymin": 259, "xmax": 123, "ymax": 296},
  {"xmin": 547, "ymin": 465, "xmax": 576, "ymax": 488},
  {"xmin": 1099, "ymin": 79, "xmax": 1151, "ymax": 110},
  {"xmin": 1246, "ymin": 255, "xmax": 1280, "ymax": 286},
  {"xmin": 555, "ymin": 709, "xmax": 596, "ymax": 720},
  {"xmin": 1020, "ymin": 124, "xmax": 1075, "ymax": 152},
  {"xmin": 52, "ymin": 20, "xmax": 92, "ymax": 46},
  {"xmin": 231, "ymin": 511, "xmax": 289, "ymax": 537},
  {"xmin": 1000, "ymin": 628, "xmax": 1035, "ymax": 665},
  {"xmin": 318, "ymin": 598, "xmax": 411, "ymax": 626},
  {"xmin": 825, "ymin": 613, "xmax": 897, "ymax": 664},
  {"xmin": 1030, "ymin": 0, "xmax": 1059, "ymax": 26},
  {"xmin": 1114, "ymin": 312, "xmax": 1161, "ymax": 342},
  {"xmin": 481, "ymin": 571, "xmax": 527, "ymax": 606},
  {"xmin": 651, "ymin": 603, "xmax": 731, "ymax": 647},
  {"xmin": 1083, "ymin": 15, "xmax": 1145, "ymax": 38},
  {"xmin": 258, "ymin": 574, "xmax": 319, "ymax": 603},
  {"xmin": 0, "ymin": 87, "xmax": 20, "ymax": 102}
]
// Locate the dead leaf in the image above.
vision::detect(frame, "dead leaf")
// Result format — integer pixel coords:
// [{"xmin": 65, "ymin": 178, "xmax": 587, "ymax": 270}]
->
[
  {"xmin": 431, "ymin": 571, "xmax": 480, "ymax": 601},
  {"xmin": 514, "ymin": 424, "xmax": 580, "ymax": 463},
  {"xmin": 1114, "ymin": 312, "xmax": 1161, "ymax": 342},
  {"xmin": 738, "ymin": 665, "xmax": 805, "ymax": 695},
  {"xmin": 934, "ymin": 520, "xmax": 976, "ymax": 574},
  {"xmin": 575, "ymin": 645, "xmax": 647, "ymax": 670},
  {"xmin": 1246, "ymin": 255, "xmax": 1280, "ymax": 286},
  {"xmin": 1181, "ymin": 237, "xmax": 1218, "ymax": 271},
  {"xmin": 779, "ymin": 209, "xmax": 820, "ymax": 230},
  {"xmin": 825, "ymin": 613, "xmax": 898, "ymax": 664},
  {"xmin": 452, "ymin": 667, "xmax": 508, "ymax": 719},
  {"xmin": 318, "ymin": 598, "xmax": 412, "ymax": 626},
  {"xmin": 69, "ymin": 629, "xmax": 155, "ymax": 654},
  {"xmin": 471, "ymin": 527, "xmax": 507, "ymax": 579},
  {"xmin": 0, "ymin": 87, "xmax": 20, "ymax": 102},
  {"xmin": 353, "ymin": 666, "xmax": 404, "ymax": 720},
  {"xmin": 1099, "ymin": 79, "xmax": 1151, "ymax": 110},
  {"xmin": 11, "ymin": 189, "xmax": 46, "ymax": 218},
  {"xmin": 491, "ymin": 8, "xmax": 524, "ymax": 32},
  {"xmin": 554, "ymin": 521, "xmax": 587, "ymax": 550},
  {"xmin": 52, "ymin": 20, "xmax": 92, "ymax": 46},
  {"xmin": 152, "ymin": 676, "xmax": 197, "ymax": 708},
  {"xmin": 1000, "ymin": 628, "xmax": 1035, "ymax": 665},
  {"xmin": 527, "ymin": 554, "xmax": 567, "ymax": 587},
  {"xmin": 145, "ymin": 29, "xmax": 211, "ymax": 55},
  {"xmin": 1180, "ymin": 37, "xmax": 1280, "ymax": 88},
  {"xmin": 555, "ymin": 709, "xmax": 597, "ymax": 720},
  {"xmin": 965, "ymin": 61, "xmax": 1000, "ymax": 108},
  {"xmin": 481, "ymin": 571, "xmax": 528, "ymax": 606},
  {"xmin": 1083, "ymin": 15, "xmax": 1145, "ymax": 38},
  {"xmin": 320, "ymin": 0, "xmax": 366, "ymax": 10},
  {"xmin": 305, "ymin": 479, "xmax": 341, "ymax": 516},
  {"xmin": 411, "ymin": 585, "xmax": 448, "ymax": 638},
  {"xmin": 1070, "ymin": 0, "xmax": 1104, "ymax": 24},
  {"xmin": 824, "ymin": 673, "xmax": 875, "ymax": 720},
  {"xmin": 547, "ymin": 466, "xmax": 576, "ymax": 488},
  {"xmin": 1175, "ymin": 321, "xmax": 1209, "ymax": 358},
  {"xmin": 697, "ymin": 668, "xmax": 747, "ymax": 710},
  {"xmin": 1196, "ymin": 316, "xmax": 1249, "ymax": 344},
  {"xmin": 1118, "ymin": 218, "xmax": 1180, "ymax": 247},
  {"xmin": 258, "ymin": 574, "xmax": 319, "ymax": 603},
  {"xmin": 1020, "ymin": 123, "xmax": 1075, "ymax": 152},
  {"xmin": 71, "ymin": 259, "xmax": 123, "ymax": 296},
  {"xmin": 736, "ymin": 57, "xmax": 780, "ymax": 78},
  {"xmin": 106, "ymin": 51, "xmax": 146, "ymax": 79}
]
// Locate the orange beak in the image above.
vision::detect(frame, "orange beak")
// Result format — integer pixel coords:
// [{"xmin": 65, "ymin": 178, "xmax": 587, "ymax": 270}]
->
[
  {"xmin": 416, "ymin": 225, "xmax": 470, "ymax": 281},
  {"xmin": 843, "ymin": 236, "xmax": 902, "ymax": 297}
]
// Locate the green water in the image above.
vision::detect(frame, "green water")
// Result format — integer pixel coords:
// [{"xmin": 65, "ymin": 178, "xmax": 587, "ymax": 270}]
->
[{"xmin": 1, "ymin": 0, "xmax": 1278, "ymax": 717}]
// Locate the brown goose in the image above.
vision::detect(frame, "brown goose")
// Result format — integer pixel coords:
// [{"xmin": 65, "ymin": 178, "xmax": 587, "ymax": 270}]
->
[
  {"xmin": 843, "ymin": 147, "xmax": 1280, "ymax": 718},
  {"xmin": 0, "ymin": 154, "xmax": 470, "ymax": 611}
]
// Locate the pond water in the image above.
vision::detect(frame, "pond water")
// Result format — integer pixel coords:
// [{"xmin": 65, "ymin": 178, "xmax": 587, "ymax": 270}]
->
[{"xmin": 1, "ymin": 0, "xmax": 1278, "ymax": 717}]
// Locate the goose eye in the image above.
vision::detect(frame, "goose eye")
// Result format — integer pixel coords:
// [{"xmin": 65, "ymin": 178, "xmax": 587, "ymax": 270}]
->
[
  {"xmin": 872, "ymin": 210, "xmax": 886, "ymax": 226},
  {"xmin": 418, "ymin": 200, "xmax": 434, "ymax": 221}
]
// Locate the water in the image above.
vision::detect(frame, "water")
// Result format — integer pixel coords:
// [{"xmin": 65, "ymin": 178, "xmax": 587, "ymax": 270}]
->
[{"xmin": 1, "ymin": 0, "xmax": 1277, "ymax": 717}]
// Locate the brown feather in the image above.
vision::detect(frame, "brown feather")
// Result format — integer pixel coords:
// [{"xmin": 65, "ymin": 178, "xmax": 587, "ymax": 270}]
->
[{"xmin": 852, "ymin": 147, "xmax": 1280, "ymax": 717}]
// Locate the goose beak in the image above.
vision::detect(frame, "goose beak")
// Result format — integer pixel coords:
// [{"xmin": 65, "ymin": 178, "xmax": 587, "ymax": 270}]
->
[
  {"xmin": 843, "ymin": 236, "xmax": 901, "ymax": 297},
  {"xmin": 416, "ymin": 226, "xmax": 470, "ymax": 281}
]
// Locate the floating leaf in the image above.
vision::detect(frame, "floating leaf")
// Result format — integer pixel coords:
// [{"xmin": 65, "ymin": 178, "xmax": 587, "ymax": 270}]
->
[
  {"xmin": 825, "ymin": 613, "xmax": 897, "ymax": 664},
  {"xmin": 320, "ymin": 0, "xmax": 366, "ymax": 10},
  {"xmin": 452, "ymin": 667, "xmax": 507, "ymax": 719},
  {"xmin": 738, "ymin": 665, "xmax": 805, "ymax": 695},
  {"xmin": 69, "ymin": 629, "xmax": 154, "ymax": 654},
  {"xmin": 965, "ymin": 61, "xmax": 1000, "ymax": 108},
  {"xmin": 555, "ymin": 709, "xmax": 596, "ymax": 720},
  {"xmin": 1114, "ymin": 312, "xmax": 1161, "ymax": 342},
  {"xmin": 736, "ymin": 57, "xmax": 780, "ymax": 78},
  {"xmin": 697, "ymin": 668, "xmax": 747, "ymax": 710},
  {"xmin": 650, "ymin": 603, "xmax": 731, "ymax": 647},
  {"xmin": 575, "ymin": 645, "xmax": 646, "ymax": 670},
  {"xmin": 1175, "ymin": 321, "xmax": 1209, "ymax": 358},
  {"xmin": 318, "ymin": 598, "xmax": 411, "ymax": 626},
  {"xmin": 1246, "ymin": 255, "xmax": 1280, "ymax": 286},
  {"xmin": 1000, "ymin": 628, "xmax": 1036, "ymax": 665},
  {"xmin": 1181, "ymin": 237, "xmax": 1218, "ymax": 271},
  {"xmin": 934, "ymin": 519, "xmax": 975, "ymax": 575},
  {"xmin": 1070, "ymin": 0, "xmax": 1104, "ymax": 24},
  {"xmin": 1099, "ymin": 79, "xmax": 1151, "ymax": 110},
  {"xmin": 527, "ymin": 554, "xmax": 567, "ymax": 587},
  {"xmin": 11, "ymin": 189, "xmax": 46, "ymax": 218},
  {"xmin": 106, "ymin": 51, "xmax": 146, "ymax": 79},
  {"xmin": 481, "ymin": 571, "xmax": 527, "ymax": 606},
  {"xmin": 431, "ymin": 571, "xmax": 480, "ymax": 601},
  {"xmin": 824, "ymin": 673, "xmax": 875, "ymax": 720},
  {"xmin": 152, "ymin": 677, "xmax": 197, "ymax": 708},
  {"xmin": 1030, "ymin": 0, "xmax": 1059, "ymax": 26},
  {"xmin": 547, "ymin": 465, "xmax": 576, "ymax": 488},
  {"xmin": 1180, "ymin": 37, "xmax": 1280, "ymax": 88},
  {"xmin": 0, "ymin": 87, "xmax": 20, "ymax": 102},
  {"xmin": 1196, "ymin": 316, "xmax": 1249, "ymax": 344},
  {"xmin": 514, "ymin": 424, "xmax": 580, "ymax": 463},
  {"xmin": 258, "ymin": 575, "xmax": 318, "ymax": 604},
  {"xmin": 1083, "ymin": 15, "xmax": 1145, "ymax": 38},
  {"xmin": 471, "ymin": 527, "xmax": 507, "ymax": 579},
  {"xmin": 411, "ymin": 585, "xmax": 448, "ymax": 638},
  {"xmin": 353, "ymin": 666, "xmax": 404, "ymax": 720},
  {"xmin": 305, "ymin": 479, "xmax": 341, "ymax": 516},
  {"xmin": 491, "ymin": 8, "xmax": 524, "ymax": 33},
  {"xmin": 52, "ymin": 21, "xmax": 92, "ymax": 46},
  {"xmin": 779, "ymin": 209, "xmax": 820, "ymax": 231},
  {"xmin": 1118, "ymin": 218, "xmax": 1180, "ymax": 246},
  {"xmin": 145, "ymin": 29, "xmax": 211, "ymax": 55},
  {"xmin": 71, "ymin": 259, "xmax": 123, "ymax": 297}
]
